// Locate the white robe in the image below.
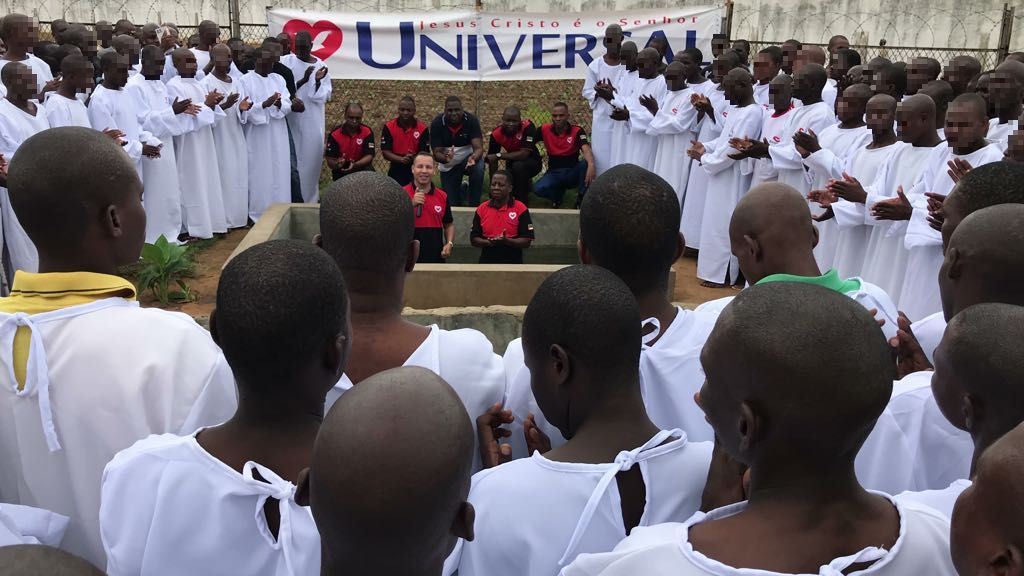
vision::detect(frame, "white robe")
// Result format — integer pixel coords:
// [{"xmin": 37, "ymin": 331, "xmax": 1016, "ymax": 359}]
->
[
  {"xmin": 582, "ymin": 58, "xmax": 625, "ymax": 176},
  {"xmin": 910, "ymin": 311, "xmax": 945, "ymax": 366},
  {"xmin": 88, "ymin": 84, "xmax": 157, "ymax": 170},
  {"xmin": 326, "ymin": 325, "xmax": 504, "ymax": 473},
  {"xmin": 623, "ymin": 76, "xmax": 668, "ymax": 172},
  {"xmin": 883, "ymin": 370, "xmax": 974, "ymax": 491},
  {"xmin": 0, "ymin": 504, "xmax": 69, "ymax": 547},
  {"xmin": 767, "ymin": 101, "xmax": 835, "ymax": 194},
  {"xmin": 238, "ymin": 72, "xmax": 292, "ymax": 222},
  {"xmin": 282, "ymin": 54, "xmax": 332, "ymax": 203},
  {"xmin": 987, "ymin": 117, "xmax": 1018, "ymax": 151},
  {"xmin": 804, "ymin": 124, "xmax": 873, "ymax": 271},
  {"xmin": 43, "ymin": 94, "xmax": 90, "ymax": 128},
  {"xmin": 448, "ymin": 430, "xmax": 712, "ymax": 576},
  {"xmin": 896, "ymin": 479, "xmax": 971, "ymax": 520},
  {"xmin": 125, "ymin": 75, "xmax": 187, "ymax": 245},
  {"xmin": 680, "ymin": 82, "xmax": 724, "ymax": 248},
  {"xmin": 0, "ymin": 297, "xmax": 237, "ymax": 566},
  {"xmin": 831, "ymin": 143, "xmax": 903, "ymax": 279},
  {"xmin": 101, "ymin": 432, "xmax": 319, "ymax": 576},
  {"xmin": 648, "ymin": 88, "xmax": 698, "ymax": 208},
  {"xmin": 608, "ymin": 70, "xmax": 639, "ymax": 169},
  {"xmin": 560, "ymin": 496, "xmax": 957, "ymax": 576},
  {"xmin": 166, "ymin": 77, "xmax": 227, "ymax": 238},
  {"xmin": 0, "ymin": 99, "xmax": 47, "ymax": 274},
  {"xmin": 696, "ymin": 104, "xmax": 762, "ymax": 284},
  {"xmin": 753, "ymin": 81, "xmax": 771, "ymax": 109},
  {"xmin": 202, "ymin": 74, "xmax": 250, "ymax": 229},
  {"xmin": 751, "ymin": 106, "xmax": 792, "ymax": 186},
  {"xmin": 899, "ymin": 143, "xmax": 1004, "ymax": 321},
  {"xmin": 860, "ymin": 144, "xmax": 938, "ymax": 301}
]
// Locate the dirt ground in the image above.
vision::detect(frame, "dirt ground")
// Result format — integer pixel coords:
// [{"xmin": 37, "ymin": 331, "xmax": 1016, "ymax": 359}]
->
[{"xmin": 137, "ymin": 229, "xmax": 725, "ymax": 320}]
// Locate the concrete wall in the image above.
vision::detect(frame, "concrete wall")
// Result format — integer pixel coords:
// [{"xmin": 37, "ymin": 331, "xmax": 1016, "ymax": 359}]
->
[
  {"xmin": 227, "ymin": 203, "xmax": 675, "ymax": 309},
  {"xmin": 25, "ymin": 0, "xmax": 1020, "ymax": 50}
]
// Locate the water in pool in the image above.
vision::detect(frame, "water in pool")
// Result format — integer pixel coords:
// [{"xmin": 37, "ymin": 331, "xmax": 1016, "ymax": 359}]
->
[{"xmin": 444, "ymin": 245, "xmax": 579, "ymax": 265}]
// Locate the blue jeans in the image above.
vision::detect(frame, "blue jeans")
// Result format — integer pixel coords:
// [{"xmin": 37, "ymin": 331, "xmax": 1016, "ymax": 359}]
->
[
  {"xmin": 534, "ymin": 161, "xmax": 588, "ymax": 207},
  {"xmin": 441, "ymin": 158, "xmax": 486, "ymax": 207}
]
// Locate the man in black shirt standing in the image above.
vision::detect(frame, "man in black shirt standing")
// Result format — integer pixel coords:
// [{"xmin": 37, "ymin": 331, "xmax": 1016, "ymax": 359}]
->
[
  {"xmin": 485, "ymin": 106, "xmax": 542, "ymax": 205},
  {"xmin": 430, "ymin": 96, "xmax": 484, "ymax": 207}
]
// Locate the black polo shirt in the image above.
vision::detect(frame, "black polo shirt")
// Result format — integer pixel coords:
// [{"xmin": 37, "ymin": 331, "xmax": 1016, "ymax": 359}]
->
[{"xmin": 430, "ymin": 112, "xmax": 483, "ymax": 149}]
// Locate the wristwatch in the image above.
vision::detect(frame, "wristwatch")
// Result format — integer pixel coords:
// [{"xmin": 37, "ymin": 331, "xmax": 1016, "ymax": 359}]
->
[
  {"xmin": 446, "ymin": 241, "xmax": 454, "ymax": 247},
  {"xmin": 496, "ymin": 152, "xmax": 503, "ymax": 160}
]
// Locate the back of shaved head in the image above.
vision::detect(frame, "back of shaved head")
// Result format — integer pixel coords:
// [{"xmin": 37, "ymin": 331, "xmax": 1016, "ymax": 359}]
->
[
  {"xmin": 799, "ymin": 46, "xmax": 827, "ymax": 65},
  {"xmin": 704, "ymin": 282, "xmax": 893, "ymax": 460},
  {"xmin": 952, "ymin": 55, "xmax": 982, "ymax": 75},
  {"xmin": 942, "ymin": 303, "xmax": 1024, "ymax": 432},
  {"xmin": 947, "ymin": 161, "xmax": 1024, "ymax": 216},
  {"xmin": 944, "ymin": 204, "xmax": 1024, "ymax": 306},
  {"xmin": 319, "ymin": 171, "xmax": 415, "ymax": 275},
  {"xmin": 729, "ymin": 183, "xmax": 814, "ymax": 284},
  {"xmin": 310, "ymin": 366, "xmax": 474, "ymax": 572},
  {"xmin": 901, "ymin": 93, "xmax": 937, "ymax": 118},
  {"xmin": 799, "ymin": 62, "xmax": 828, "ymax": 89},
  {"xmin": 580, "ymin": 164, "xmax": 681, "ymax": 294},
  {"xmin": 0, "ymin": 545, "xmax": 104, "ymax": 575},
  {"xmin": 8, "ymin": 127, "xmax": 141, "ymax": 254}
]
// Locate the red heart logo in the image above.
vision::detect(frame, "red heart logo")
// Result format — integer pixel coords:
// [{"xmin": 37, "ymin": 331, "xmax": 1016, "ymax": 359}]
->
[{"xmin": 282, "ymin": 19, "xmax": 343, "ymax": 60}]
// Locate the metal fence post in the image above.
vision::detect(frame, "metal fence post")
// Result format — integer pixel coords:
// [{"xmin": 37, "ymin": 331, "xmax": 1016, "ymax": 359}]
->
[
  {"xmin": 228, "ymin": 0, "xmax": 242, "ymax": 39},
  {"xmin": 996, "ymin": 3, "xmax": 1014, "ymax": 65},
  {"xmin": 722, "ymin": 0, "xmax": 733, "ymax": 39}
]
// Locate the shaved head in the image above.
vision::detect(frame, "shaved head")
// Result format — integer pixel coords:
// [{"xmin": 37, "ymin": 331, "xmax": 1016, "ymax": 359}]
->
[
  {"xmin": 951, "ymin": 421, "xmax": 1024, "ymax": 574},
  {"xmin": 309, "ymin": 366, "xmax": 474, "ymax": 573},
  {"xmin": 950, "ymin": 92, "xmax": 989, "ymax": 121},
  {"xmin": 941, "ymin": 203, "xmax": 1024, "ymax": 319},
  {"xmin": 0, "ymin": 545, "xmax": 104, "ymax": 575},
  {"xmin": 729, "ymin": 183, "xmax": 815, "ymax": 284},
  {"xmin": 319, "ymin": 171, "xmax": 415, "ymax": 278},
  {"xmin": 7, "ymin": 127, "xmax": 144, "ymax": 262},
  {"xmin": 701, "ymin": 282, "xmax": 893, "ymax": 465},
  {"xmin": 580, "ymin": 164, "xmax": 681, "ymax": 295},
  {"xmin": 901, "ymin": 92, "xmax": 937, "ymax": 116},
  {"xmin": 934, "ymin": 303, "xmax": 1024, "ymax": 438},
  {"xmin": 995, "ymin": 59, "xmax": 1024, "ymax": 87}
]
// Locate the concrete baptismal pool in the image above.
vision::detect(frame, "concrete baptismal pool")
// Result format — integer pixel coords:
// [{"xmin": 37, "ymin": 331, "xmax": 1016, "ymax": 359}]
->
[{"xmin": 227, "ymin": 203, "xmax": 676, "ymax": 352}]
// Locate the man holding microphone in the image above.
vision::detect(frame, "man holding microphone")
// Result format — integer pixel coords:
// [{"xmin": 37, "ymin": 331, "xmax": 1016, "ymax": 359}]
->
[{"xmin": 404, "ymin": 152, "xmax": 456, "ymax": 263}]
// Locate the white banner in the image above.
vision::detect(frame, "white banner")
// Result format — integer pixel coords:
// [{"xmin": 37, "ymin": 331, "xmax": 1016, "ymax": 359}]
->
[{"xmin": 267, "ymin": 7, "xmax": 722, "ymax": 81}]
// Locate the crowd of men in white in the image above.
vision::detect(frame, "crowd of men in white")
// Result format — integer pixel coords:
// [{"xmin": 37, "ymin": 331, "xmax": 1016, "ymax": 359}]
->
[{"xmin": 0, "ymin": 11, "xmax": 1024, "ymax": 576}]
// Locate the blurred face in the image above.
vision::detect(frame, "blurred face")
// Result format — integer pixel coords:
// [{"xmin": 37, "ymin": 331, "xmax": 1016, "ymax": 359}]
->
[
  {"xmin": 96, "ymin": 23, "xmax": 114, "ymax": 44},
  {"xmin": 621, "ymin": 46, "xmax": 638, "ymax": 71},
  {"xmin": 945, "ymin": 103, "xmax": 988, "ymax": 150},
  {"xmin": 141, "ymin": 27, "xmax": 159, "ymax": 47},
  {"xmin": 866, "ymin": 98, "xmax": 894, "ymax": 131},
  {"xmin": 276, "ymin": 33, "xmax": 290, "ymax": 54},
  {"xmin": 160, "ymin": 28, "xmax": 179, "ymax": 52},
  {"xmin": 988, "ymin": 71, "xmax": 1020, "ymax": 109},
  {"xmin": 141, "ymin": 49, "xmax": 164, "ymax": 77},
  {"xmin": 187, "ymin": 35, "xmax": 199, "ymax": 48},
  {"xmin": 174, "ymin": 51, "xmax": 198, "ymax": 77},
  {"xmin": 664, "ymin": 65, "xmax": 685, "ymax": 90},
  {"xmin": 680, "ymin": 52, "xmax": 700, "ymax": 80},
  {"xmin": 9, "ymin": 17, "xmax": 38, "ymax": 49},
  {"xmin": 551, "ymin": 105, "xmax": 569, "ymax": 129},
  {"xmin": 105, "ymin": 58, "xmax": 129, "ymax": 87},
  {"xmin": 210, "ymin": 46, "xmax": 232, "ymax": 73},
  {"xmin": 769, "ymin": 79, "xmax": 792, "ymax": 111},
  {"xmin": 792, "ymin": 68, "xmax": 811, "ymax": 100},
  {"xmin": 397, "ymin": 100, "xmax": 415, "ymax": 122},
  {"xmin": 731, "ymin": 41, "xmax": 748, "ymax": 63},
  {"xmin": 847, "ymin": 65, "xmax": 864, "ymax": 85},
  {"xmin": 603, "ymin": 28, "xmax": 623, "ymax": 56},
  {"xmin": 895, "ymin": 103, "xmax": 928, "ymax": 143},
  {"xmin": 344, "ymin": 106, "xmax": 363, "ymax": 131},
  {"xmin": 228, "ymin": 40, "xmax": 244, "ymax": 64},
  {"xmin": 501, "ymin": 111, "xmax": 521, "ymax": 135},
  {"xmin": 713, "ymin": 58, "xmax": 732, "ymax": 83},
  {"xmin": 830, "ymin": 37, "xmax": 849, "ymax": 53},
  {"xmin": 637, "ymin": 52, "xmax": 658, "ymax": 79},
  {"xmin": 753, "ymin": 52, "xmax": 776, "ymax": 83},
  {"xmin": 4, "ymin": 64, "xmax": 36, "ymax": 98},
  {"xmin": 411, "ymin": 155, "xmax": 435, "ymax": 186},
  {"xmin": 126, "ymin": 38, "xmax": 141, "ymax": 65},
  {"xmin": 294, "ymin": 34, "xmax": 312, "ymax": 59},
  {"xmin": 69, "ymin": 64, "xmax": 95, "ymax": 91},
  {"xmin": 200, "ymin": 24, "xmax": 220, "ymax": 46},
  {"xmin": 781, "ymin": 43, "xmax": 799, "ymax": 73},
  {"xmin": 907, "ymin": 58, "xmax": 933, "ymax": 95},
  {"xmin": 78, "ymin": 30, "xmax": 98, "ymax": 61},
  {"xmin": 649, "ymin": 37, "xmax": 667, "ymax": 58},
  {"xmin": 944, "ymin": 60, "xmax": 971, "ymax": 90},
  {"xmin": 489, "ymin": 173, "xmax": 511, "ymax": 202},
  {"xmin": 52, "ymin": 20, "xmax": 68, "ymax": 42},
  {"xmin": 445, "ymin": 100, "xmax": 463, "ymax": 124},
  {"xmin": 711, "ymin": 38, "xmax": 729, "ymax": 57},
  {"xmin": 837, "ymin": 93, "xmax": 864, "ymax": 123}
]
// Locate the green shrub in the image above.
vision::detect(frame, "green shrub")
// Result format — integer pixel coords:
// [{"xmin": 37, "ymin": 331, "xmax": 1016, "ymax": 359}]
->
[{"xmin": 135, "ymin": 235, "xmax": 196, "ymax": 304}]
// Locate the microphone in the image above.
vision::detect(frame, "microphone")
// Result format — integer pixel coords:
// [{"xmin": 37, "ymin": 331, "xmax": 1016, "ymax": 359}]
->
[{"xmin": 416, "ymin": 204, "xmax": 422, "ymax": 217}]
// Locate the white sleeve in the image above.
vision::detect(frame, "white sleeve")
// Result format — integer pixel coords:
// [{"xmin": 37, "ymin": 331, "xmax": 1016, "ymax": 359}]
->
[
  {"xmin": 88, "ymin": 95, "xmax": 142, "ymax": 161},
  {"xmin": 100, "ymin": 454, "xmax": 165, "ymax": 576},
  {"xmin": 177, "ymin": 353, "xmax": 237, "ymax": 435},
  {"xmin": 581, "ymin": 62, "xmax": 599, "ymax": 109},
  {"xmin": 308, "ymin": 64, "xmax": 332, "ymax": 104},
  {"xmin": 267, "ymin": 76, "xmax": 292, "ymax": 119}
]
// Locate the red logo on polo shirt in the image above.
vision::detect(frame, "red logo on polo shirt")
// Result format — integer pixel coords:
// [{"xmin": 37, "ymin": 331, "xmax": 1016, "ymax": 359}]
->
[
  {"xmin": 566, "ymin": 136, "xmax": 573, "ymax": 143},
  {"xmin": 434, "ymin": 204, "xmax": 442, "ymax": 213},
  {"xmin": 413, "ymin": 131, "xmax": 420, "ymax": 138},
  {"xmin": 356, "ymin": 138, "xmax": 363, "ymax": 144},
  {"xmin": 509, "ymin": 211, "xmax": 518, "ymax": 220}
]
